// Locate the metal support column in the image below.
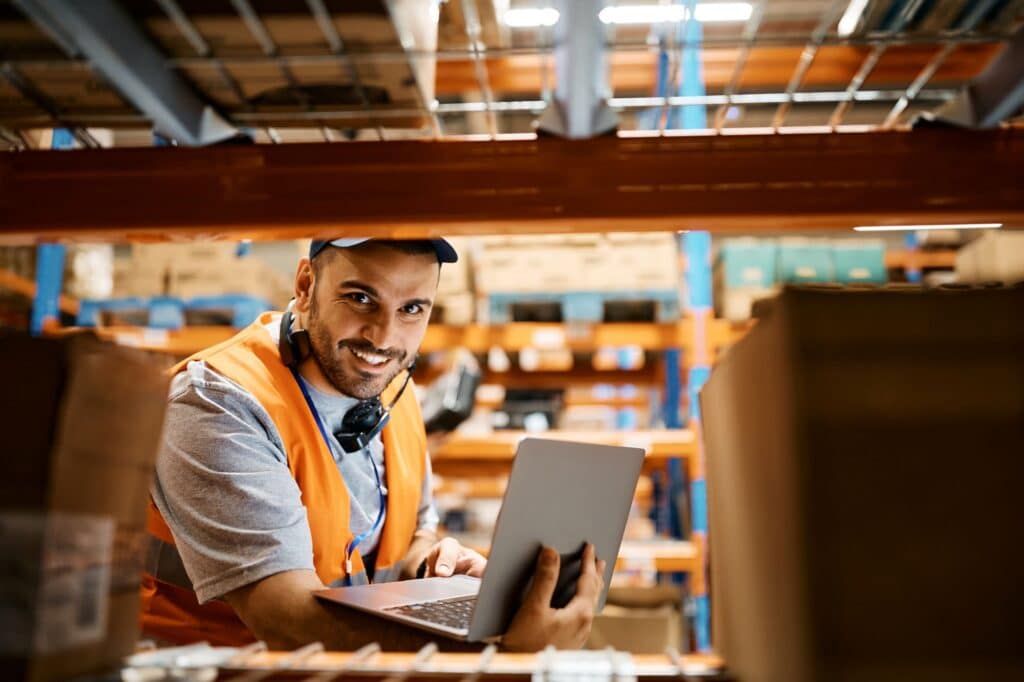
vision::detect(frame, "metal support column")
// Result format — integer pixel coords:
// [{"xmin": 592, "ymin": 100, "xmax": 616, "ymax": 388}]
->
[
  {"xmin": 903, "ymin": 232, "xmax": 922, "ymax": 284},
  {"xmin": 668, "ymin": 0, "xmax": 706, "ymax": 131},
  {"xmin": 30, "ymin": 128, "xmax": 72, "ymax": 335},
  {"xmin": 684, "ymin": 230, "xmax": 713, "ymax": 653},
  {"xmin": 675, "ymin": 1, "xmax": 713, "ymax": 652}
]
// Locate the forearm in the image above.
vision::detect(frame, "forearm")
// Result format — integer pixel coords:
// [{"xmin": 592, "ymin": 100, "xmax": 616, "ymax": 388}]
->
[
  {"xmin": 225, "ymin": 569, "xmax": 479, "ymax": 652},
  {"xmin": 398, "ymin": 528, "xmax": 440, "ymax": 580}
]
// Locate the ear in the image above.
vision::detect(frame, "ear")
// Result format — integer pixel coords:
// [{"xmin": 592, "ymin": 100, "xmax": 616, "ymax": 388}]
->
[{"xmin": 294, "ymin": 257, "xmax": 315, "ymax": 314}]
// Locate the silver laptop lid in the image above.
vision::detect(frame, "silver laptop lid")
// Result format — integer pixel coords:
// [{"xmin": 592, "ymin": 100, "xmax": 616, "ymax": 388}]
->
[{"xmin": 467, "ymin": 438, "xmax": 644, "ymax": 641}]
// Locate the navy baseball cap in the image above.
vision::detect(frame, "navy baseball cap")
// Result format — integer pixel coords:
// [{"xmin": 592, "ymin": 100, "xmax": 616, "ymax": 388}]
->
[{"xmin": 309, "ymin": 238, "xmax": 458, "ymax": 263}]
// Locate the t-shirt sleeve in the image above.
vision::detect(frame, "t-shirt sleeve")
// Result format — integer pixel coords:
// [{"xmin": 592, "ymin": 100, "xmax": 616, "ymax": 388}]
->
[{"xmin": 151, "ymin": 362, "xmax": 315, "ymax": 604}]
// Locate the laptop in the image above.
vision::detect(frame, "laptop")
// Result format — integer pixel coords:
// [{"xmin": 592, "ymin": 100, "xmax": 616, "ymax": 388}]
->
[{"xmin": 315, "ymin": 437, "xmax": 644, "ymax": 642}]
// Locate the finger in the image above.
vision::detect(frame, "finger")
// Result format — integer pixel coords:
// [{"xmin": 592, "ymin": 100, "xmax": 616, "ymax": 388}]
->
[
  {"xmin": 574, "ymin": 543, "xmax": 602, "ymax": 603},
  {"xmin": 422, "ymin": 542, "xmax": 441, "ymax": 578},
  {"xmin": 454, "ymin": 549, "xmax": 488, "ymax": 578},
  {"xmin": 522, "ymin": 546, "xmax": 559, "ymax": 610},
  {"xmin": 433, "ymin": 537, "xmax": 464, "ymax": 577}
]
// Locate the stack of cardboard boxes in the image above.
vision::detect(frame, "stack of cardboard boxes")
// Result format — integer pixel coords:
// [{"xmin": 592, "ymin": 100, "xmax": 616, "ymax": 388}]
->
[
  {"xmin": 0, "ymin": 333, "xmax": 169, "ymax": 681},
  {"xmin": 475, "ymin": 232, "xmax": 679, "ymax": 295},
  {"xmin": 701, "ymin": 286, "xmax": 1024, "ymax": 682},
  {"xmin": 473, "ymin": 232, "xmax": 681, "ymax": 323},
  {"xmin": 433, "ymin": 237, "xmax": 476, "ymax": 325},
  {"xmin": 113, "ymin": 242, "xmax": 295, "ymax": 309}
]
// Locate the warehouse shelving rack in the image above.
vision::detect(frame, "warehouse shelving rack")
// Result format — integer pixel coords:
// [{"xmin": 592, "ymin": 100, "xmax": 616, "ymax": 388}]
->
[
  {"xmin": 1, "ymin": 0, "xmax": 1022, "ymax": 672},
  {"xmin": 123, "ymin": 642, "xmax": 727, "ymax": 680}
]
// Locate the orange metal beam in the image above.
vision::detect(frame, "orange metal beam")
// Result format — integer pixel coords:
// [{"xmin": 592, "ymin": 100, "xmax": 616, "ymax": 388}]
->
[
  {"xmin": 434, "ymin": 43, "xmax": 1003, "ymax": 95},
  {"xmin": 0, "ymin": 267, "xmax": 79, "ymax": 315},
  {"xmin": 1, "ymin": 129, "xmax": 1021, "ymax": 242}
]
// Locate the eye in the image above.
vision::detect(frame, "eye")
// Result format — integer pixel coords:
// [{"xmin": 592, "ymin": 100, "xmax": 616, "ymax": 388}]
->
[
  {"xmin": 401, "ymin": 303, "xmax": 425, "ymax": 316},
  {"xmin": 343, "ymin": 292, "xmax": 373, "ymax": 306}
]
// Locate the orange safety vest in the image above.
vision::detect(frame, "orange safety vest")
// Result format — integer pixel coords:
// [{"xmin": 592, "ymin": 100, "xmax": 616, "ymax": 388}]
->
[{"xmin": 139, "ymin": 312, "xmax": 427, "ymax": 646}]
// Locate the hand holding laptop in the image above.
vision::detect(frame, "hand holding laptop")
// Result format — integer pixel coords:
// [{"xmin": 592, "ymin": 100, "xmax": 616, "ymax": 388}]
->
[
  {"xmin": 316, "ymin": 438, "xmax": 642, "ymax": 649},
  {"xmin": 503, "ymin": 543, "xmax": 606, "ymax": 651}
]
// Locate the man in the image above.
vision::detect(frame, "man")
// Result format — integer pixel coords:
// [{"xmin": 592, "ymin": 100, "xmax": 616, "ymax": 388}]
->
[{"xmin": 141, "ymin": 238, "xmax": 605, "ymax": 651}]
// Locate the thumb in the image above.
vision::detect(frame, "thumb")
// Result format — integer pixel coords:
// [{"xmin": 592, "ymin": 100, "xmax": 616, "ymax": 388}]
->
[
  {"xmin": 522, "ymin": 546, "xmax": 559, "ymax": 610},
  {"xmin": 432, "ymin": 537, "xmax": 461, "ymax": 577}
]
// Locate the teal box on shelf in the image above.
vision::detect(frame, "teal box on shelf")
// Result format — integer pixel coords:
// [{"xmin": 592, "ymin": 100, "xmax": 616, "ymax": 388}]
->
[
  {"xmin": 832, "ymin": 240, "xmax": 887, "ymax": 284},
  {"xmin": 777, "ymin": 240, "xmax": 835, "ymax": 283},
  {"xmin": 715, "ymin": 239, "xmax": 778, "ymax": 288}
]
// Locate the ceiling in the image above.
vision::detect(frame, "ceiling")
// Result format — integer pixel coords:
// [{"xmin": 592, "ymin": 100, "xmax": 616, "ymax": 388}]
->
[{"xmin": 0, "ymin": 0, "xmax": 1021, "ymax": 149}]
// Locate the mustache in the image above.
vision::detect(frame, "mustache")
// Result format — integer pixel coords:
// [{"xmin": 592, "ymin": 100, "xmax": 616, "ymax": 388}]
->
[{"xmin": 337, "ymin": 339, "xmax": 406, "ymax": 363}]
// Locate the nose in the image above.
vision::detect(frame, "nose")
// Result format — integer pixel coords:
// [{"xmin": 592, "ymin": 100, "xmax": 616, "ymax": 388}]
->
[{"xmin": 361, "ymin": 308, "xmax": 400, "ymax": 352}]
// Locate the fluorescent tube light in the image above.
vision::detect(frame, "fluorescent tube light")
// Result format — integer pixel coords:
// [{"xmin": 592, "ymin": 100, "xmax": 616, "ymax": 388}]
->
[
  {"xmin": 694, "ymin": 2, "xmax": 753, "ymax": 22},
  {"xmin": 599, "ymin": 3, "xmax": 752, "ymax": 25},
  {"xmin": 838, "ymin": 0, "xmax": 870, "ymax": 37},
  {"xmin": 502, "ymin": 8, "xmax": 560, "ymax": 27},
  {"xmin": 852, "ymin": 223, "xmax": 1003, "ymax": 232}
]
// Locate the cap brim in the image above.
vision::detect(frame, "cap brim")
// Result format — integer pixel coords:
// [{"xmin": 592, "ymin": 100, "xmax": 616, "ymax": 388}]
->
[{"xmin": 311, "ymin": 237, "xmax": 458, "ymax": 263}]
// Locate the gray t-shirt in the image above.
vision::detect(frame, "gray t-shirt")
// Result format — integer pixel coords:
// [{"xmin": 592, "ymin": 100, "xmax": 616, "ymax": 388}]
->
[{"xmin": 151, "ymin": 340, "xmax": 439, "ymax": 604}]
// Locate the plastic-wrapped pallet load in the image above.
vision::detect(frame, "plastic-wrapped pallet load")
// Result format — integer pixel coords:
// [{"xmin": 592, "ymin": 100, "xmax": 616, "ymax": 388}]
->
[
  {"xmin": 0, "ymin": 332, "xmax": 169, "ymax": 682},
  {"xmin": 701, "ymin": 285, "xmax": 1024, "ymax": 682}
]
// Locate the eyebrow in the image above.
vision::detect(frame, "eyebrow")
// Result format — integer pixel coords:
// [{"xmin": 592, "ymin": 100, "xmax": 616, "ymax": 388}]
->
[
  {"xmin": 339, "ymin": 280, "xmax": 379, "ymax": 297},
  {"xmin": 339, "ymin": 280, "xmax": 434, "ymax": 308}
]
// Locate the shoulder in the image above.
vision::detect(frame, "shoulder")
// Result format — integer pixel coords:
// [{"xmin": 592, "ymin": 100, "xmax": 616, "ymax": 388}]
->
[{"xmin": 166, "ymin": 359, "xmax": 286, "ymax": 459}]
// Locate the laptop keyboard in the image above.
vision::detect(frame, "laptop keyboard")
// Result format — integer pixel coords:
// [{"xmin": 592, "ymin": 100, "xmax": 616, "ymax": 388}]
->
[{"xmin": 384, "ymin": 595, "xmax": 477, "ymax": 631}]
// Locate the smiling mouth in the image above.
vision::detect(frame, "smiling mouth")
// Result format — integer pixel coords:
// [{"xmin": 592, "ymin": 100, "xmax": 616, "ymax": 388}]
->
[{"xmin": 348, "ymin": 346, "xmax": 393, "ymax": 368}]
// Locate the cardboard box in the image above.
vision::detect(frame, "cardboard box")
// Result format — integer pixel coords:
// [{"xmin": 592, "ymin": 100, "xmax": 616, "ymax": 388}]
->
[
  {"xmin": 717, "ymin": 286, "xmax": 778, "ymax": 321},
  {"xmin": 437, "ymin": 237, "xmax": 474, "ymax": 296},
  {"xmin": 112, "ymin": 262, "xmax": 166, "ymax": 298},
  {"xmin": 132, "ymin": 243, "xmax": 237, "ymax": 271},
  {"xmin": 714, "ymin": 239, "xmax": 779, "ymax": 320},
  {"xmin": 0, "ymin": 332, "xmax": 170, "ymax": 681},
  {"xmin": 955, "ymin": 231, "xmax": 1024, "ymax": 284},
  {"xmin": 776, "ymin": 238, "xmax": 834, "ymax": 283},
  {"xmin": 715, "ymin": 238, "xmax": 778, "ymax": 289},
  {"xmin": 587, "ymin": 586, "xmax": 685, "ymax": 654},
  {"xmin": 475, "ymin": 244, "xmax": 591, "ymax": 293},
  {"xmin": 701, "ymin": 286, "xmax": 1024, "ymax": 682},
  {"xmin": 598, "ymin": 233, "xmax": 679, "ymax": 291},
  {"xmin": 476, "ymin": 233, "xmax": 678, "ymax": 294},
  {"xmin": 434, "ymin": 291, "xmax": 475, "ymax": 325},
  {"xmin": 831, "ymin": 239, "xmax": 886, "ymax": 284}
]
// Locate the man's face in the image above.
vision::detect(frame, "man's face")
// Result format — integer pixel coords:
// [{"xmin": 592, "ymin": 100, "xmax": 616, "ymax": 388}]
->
[{"xmin": 300, "ymin": 243, "xmax": 438, "ymax": 400}]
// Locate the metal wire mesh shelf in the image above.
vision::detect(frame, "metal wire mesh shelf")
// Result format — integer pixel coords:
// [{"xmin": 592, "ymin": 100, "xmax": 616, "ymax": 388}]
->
[{"xmin": 0, "ymin": 0, "xmax": 1020, "ymax": 148}]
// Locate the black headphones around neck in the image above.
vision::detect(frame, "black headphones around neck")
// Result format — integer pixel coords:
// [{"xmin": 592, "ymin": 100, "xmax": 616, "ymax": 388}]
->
[{"xmin": 278, "ymin": 309, "xmax": 415, "ymax": 453}]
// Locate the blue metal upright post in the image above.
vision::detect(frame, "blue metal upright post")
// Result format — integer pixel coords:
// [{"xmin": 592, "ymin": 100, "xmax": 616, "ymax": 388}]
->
[
  {"xmin": 684, "ymin": 229, "xmax": 713, "ymax": 653},
  {"xmin": 667, "ymin": 0, "xmax": 713, "ymax": 652},
  {"xmin": 30, "ymin": 129, "xmax": 74, "ymax": 335},
  {"xmin": 904, "ymin": 232, "xmax": 922, "ymax": 283}
]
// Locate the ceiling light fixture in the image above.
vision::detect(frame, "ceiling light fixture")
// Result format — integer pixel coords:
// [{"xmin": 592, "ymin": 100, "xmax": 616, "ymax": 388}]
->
[
  {"xmin": 852, "ymin": 223, "xmax": 1003, "ymax": 232},
  {"xmin": 502, "ymin": 8, "xmax": 560, "ymax": 28},
  {"xmin": 598, "ymin": 3, "xmax": 753, "ymax": 25},
  {"xmin": 837, "ymin": 0, "xmax": 870, "ymax": 37}
]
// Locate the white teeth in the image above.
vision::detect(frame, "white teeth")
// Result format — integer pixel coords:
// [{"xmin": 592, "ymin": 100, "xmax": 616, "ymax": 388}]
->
[{"xmin": 351, "ymin": 348, "xmax": 388, "ymax": 366}]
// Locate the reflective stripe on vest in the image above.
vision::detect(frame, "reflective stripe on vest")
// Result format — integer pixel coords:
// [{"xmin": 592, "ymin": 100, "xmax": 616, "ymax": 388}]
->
[{"xmin": 140, "ymin": 312, "xmax": 427, "ymax": 645}]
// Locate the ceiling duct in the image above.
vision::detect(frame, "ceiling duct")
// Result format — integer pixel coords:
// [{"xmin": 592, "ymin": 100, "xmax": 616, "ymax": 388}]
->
[{"xmin": 538, "ymin": 0, "xmax": 618, "ymax": 139}]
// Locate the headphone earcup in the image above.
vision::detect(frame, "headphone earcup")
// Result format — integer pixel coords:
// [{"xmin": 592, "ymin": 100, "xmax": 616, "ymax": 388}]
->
[{"xmin": 339, "ymin": 399, "xmax": 384, "ymax": 437}]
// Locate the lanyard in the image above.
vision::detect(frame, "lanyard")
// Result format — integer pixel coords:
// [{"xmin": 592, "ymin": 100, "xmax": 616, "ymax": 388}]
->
[{"xmin": 290, "ymin": 367, "xmax": 387, "ymax": 582}]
